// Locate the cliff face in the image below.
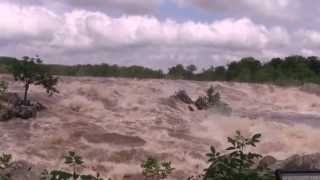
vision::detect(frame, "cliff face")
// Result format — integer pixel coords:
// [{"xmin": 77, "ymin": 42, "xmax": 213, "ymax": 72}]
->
[{"xmin": 1, "ymin": 75, "xmax": 320, "ymax": 179}]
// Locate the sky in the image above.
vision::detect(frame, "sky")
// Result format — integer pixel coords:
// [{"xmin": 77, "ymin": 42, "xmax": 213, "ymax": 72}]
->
[{"xmin": 1, "ymin": 0, "xmax": 320, "ymax": 69}]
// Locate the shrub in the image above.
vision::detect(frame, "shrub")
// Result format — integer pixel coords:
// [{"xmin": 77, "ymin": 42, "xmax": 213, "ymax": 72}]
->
[
  {"xmin": 0, "ymin": 153, "xmax": 12, "ymax": 180},
  {"xmin": 203, "ymin": 131, "xmax": 272, "ymax": 180},
  {"xmin": 141, "ymin": 157, "xmax": 174, "ymax": 180},
  {"xmin": 41, "ymin": 151, "xmax": 105, "ymax": 180},
  {"xmin": 0, "ymin": 81, "xmax": 7, "ymax": 96}
]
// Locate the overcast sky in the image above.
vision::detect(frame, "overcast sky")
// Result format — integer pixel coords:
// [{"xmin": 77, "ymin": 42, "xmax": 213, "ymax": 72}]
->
[{"xmin": 1, "ymin": 0, "xmax": 320, "ymax": 69}]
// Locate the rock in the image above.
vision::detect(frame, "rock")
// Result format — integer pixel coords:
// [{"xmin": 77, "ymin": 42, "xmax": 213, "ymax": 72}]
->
[
  {"xmin": 0, "ymin": 161, "xmax": 42, "ymax": 180},
  {"xmin": 188, "ymin": 105, "xmax": 194, "ymax": 111},
  {"xmin": 13, "ymin": 105, "xmax": 38, "ymax": 119},
  {"xmin": 0, "ymin": 93, "xmax": 46, "ymax": 120},
  {"xmin": 174, "ymin": 90, "xmax": 193, "ymax": 104},
  {"xmin": 258, "ymin": 156, "xmax": 277, "ymax": 170},
  {"xmin": 280, "ymin": 153, "xmax": 320, "ymax": 170}
]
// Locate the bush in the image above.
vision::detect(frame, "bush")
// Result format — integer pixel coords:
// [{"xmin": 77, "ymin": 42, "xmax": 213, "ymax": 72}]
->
[
  {"xmin": 141, "ymin": 157, "xmax": 174, "ymax": 180},
  {"xmin": 0, "ymin": 81, "xmax": 7, "ymax": 96},
  {"xmin": 0, "ymin": 153, "xmax": 12, "ymax": 180},
  {"xmin": 203, "ymin": 131, "xmax": 272, "ymax": 180}
]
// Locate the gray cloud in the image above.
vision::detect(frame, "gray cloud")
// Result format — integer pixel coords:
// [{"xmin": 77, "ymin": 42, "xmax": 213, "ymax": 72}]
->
[{"xmin": 4, "ymin": 0, "xmax": 163, "ymax": 14}]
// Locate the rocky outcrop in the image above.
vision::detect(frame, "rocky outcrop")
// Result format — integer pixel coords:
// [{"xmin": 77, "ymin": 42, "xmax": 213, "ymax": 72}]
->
[
  {"xmin": 258, "ymin": 155, "xmax": 277, "ymax": 170},
  {"xmin": 173, "ymin": 86, "xmax": 232, "ymax": 114},
  {"xmin": 0, "ymin": 93, "xmax": 45, "ymax": 121},
  {"xmin": 259, "ymin": 153, "xmax": 320, "ymax": 171},
  {"xmin": 278, "ymin": 153, "xmax": 320, "ymax": 170}
]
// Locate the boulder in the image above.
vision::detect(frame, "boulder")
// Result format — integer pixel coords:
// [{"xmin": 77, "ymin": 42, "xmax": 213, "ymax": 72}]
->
[
  {"xmin": 258, "ymin": 155, "xmax": 277, "ymax": 170},
  {"xmin": 13, "ymin": 105, "xmax": 38, "ymax": 119},
  {"xmin": 174, "ymin": 90, "xmax": 193, "ymax": 104}
]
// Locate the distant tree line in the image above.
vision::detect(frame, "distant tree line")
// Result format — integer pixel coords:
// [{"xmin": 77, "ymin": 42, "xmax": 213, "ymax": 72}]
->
[{"xmin": 1, "ymin": 55, "xmax": 320, "ymax": 85}]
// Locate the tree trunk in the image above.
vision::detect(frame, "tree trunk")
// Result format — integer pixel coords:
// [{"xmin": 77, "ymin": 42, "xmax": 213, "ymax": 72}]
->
[{"xmin": 24, "ymin": 82, "xmax": 29, "ymax": 105}]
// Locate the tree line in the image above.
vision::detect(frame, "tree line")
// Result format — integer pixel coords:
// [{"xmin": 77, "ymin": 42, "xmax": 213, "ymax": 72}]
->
[{"xmin": 1, "ymin": 55, "xmax": 320, "ymax": 85}]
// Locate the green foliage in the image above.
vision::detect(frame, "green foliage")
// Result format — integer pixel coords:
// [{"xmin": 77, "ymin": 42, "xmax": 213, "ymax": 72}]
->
[
  {"xmin": 0, "ymin": 81, "xmax": 7, "ymax": 96},
  {"xmin": 203, "ymin": 131, "xmax": 271, "ymax": 180},
  {"xmin": 47, "ymin": 64, "xmax": 164, "ymax": 79},
  {"xmin": 141, "ymin": 157, "xmax": 174, "ymax": 180},
  {"xmin": 197, "ymin": 56, "xmax": 320, "ymax": 85},
  {"xmin": 168, "ymin": 64, "xmax": 188, "ymax": 79},
  {"xmin": 2, "ymin": 55, "xmax": 320, "ymax": 85},
  {"xmin": 9, "ymin": 56, "xmax": 59, "ymax": 104},
  {"xmin": 41, "ymin": 151, "xmax": 104, "ymax": 180}
]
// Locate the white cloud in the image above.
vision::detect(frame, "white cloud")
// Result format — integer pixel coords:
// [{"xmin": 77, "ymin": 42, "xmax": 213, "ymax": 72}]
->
[
  {"xmin": 0, "ymin": 3, "xmax": 58, "ymax": 41},
  {"xmin": 0, "ymin": 1, "xmax": 317, "ymax": 69}
]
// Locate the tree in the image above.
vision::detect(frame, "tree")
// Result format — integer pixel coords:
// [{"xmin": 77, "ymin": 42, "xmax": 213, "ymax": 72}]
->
[
  {"xmin": 168, "ymin": 64, "xmax": 188, "ymax": 79},
  {"xmin": 185, "ymin": 64, "xmax": 197, "ymax": 79},
  {"xmin": 9, "ymin": 56, "xmax": 59, "ymax": 104},
  {"xmin": 186, "ymin": 64, "xmax": 197, "ymax": 73}
]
